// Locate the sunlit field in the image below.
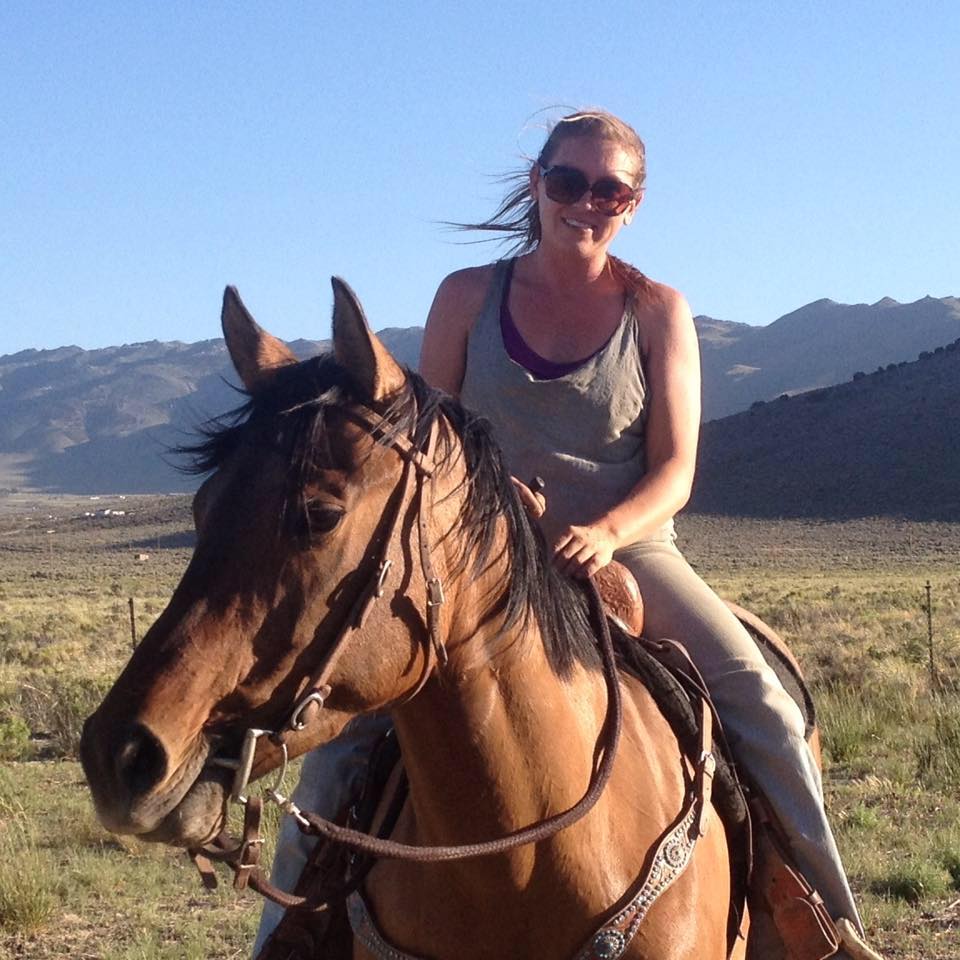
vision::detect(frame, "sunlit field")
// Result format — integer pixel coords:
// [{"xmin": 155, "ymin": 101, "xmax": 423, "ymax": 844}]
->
[{"xmin": 1, "ymin": 495, "xmax": 957, "ymax": 959}]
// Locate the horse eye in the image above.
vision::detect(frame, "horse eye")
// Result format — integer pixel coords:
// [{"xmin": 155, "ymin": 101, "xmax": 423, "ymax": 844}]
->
[{"xmin": 304, "ymin": 500, "xmax": 344, "ymax": 537}]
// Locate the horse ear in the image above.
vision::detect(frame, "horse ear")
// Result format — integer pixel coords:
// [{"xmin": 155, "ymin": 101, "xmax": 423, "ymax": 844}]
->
[
  {"xmin": 221, "ymin": 286, "xmax": 297, "ymax": 392},
  {"xmin": 331, "ymin": 277, "xmax": 406, "ymax": 402}
]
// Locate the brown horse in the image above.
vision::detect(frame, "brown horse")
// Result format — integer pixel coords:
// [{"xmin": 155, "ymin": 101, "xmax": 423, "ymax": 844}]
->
[{"xmin": 82, "ymin": 282, "xmax": 743, "ymax": 959}]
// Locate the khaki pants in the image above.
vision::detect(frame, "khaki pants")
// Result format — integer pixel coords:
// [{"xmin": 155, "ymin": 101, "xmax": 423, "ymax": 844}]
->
[{"xmin": 617, "ymin": 536, "xmax": 861, "ymax": 931}]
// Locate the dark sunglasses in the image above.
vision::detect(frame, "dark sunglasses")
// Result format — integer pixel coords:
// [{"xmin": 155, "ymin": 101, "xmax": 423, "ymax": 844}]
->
[{"xmin": 538, "ymin": 164, "xmax": 639, "ymax": 216}]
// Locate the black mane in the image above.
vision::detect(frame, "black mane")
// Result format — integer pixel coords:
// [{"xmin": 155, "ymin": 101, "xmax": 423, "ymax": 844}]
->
[{"xmin": 180, "ymin": 354, "xmax": 600, "ymax": 677}]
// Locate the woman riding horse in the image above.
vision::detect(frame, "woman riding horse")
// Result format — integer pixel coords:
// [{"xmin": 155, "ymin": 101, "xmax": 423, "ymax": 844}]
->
[
  {"xmin": 256, "ymin": 109, "xmax": 880, "ymax": 959},
  {"xmin": 79, "ymin": 107, "xmax": 882, "ymax": 959}
]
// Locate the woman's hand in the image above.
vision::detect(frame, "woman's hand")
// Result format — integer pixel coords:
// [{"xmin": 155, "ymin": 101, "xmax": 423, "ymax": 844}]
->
[
  {"xmin": 552, "ymin": 521, "xmax": 619, "ymax": 579},
  {"xmin": 510, "ymin": 476, "xmax": 546, "ymax": 519}
]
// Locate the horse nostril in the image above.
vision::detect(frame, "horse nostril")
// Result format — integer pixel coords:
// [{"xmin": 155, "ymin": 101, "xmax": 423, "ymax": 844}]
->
[{"xmin": 114, "ymin": 724, "xmax": 168, "ymax": 798}]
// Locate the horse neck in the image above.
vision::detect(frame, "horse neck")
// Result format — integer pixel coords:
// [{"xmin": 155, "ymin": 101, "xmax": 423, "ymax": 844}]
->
[
  {"xmin": 391, "ymin": 606, "xmax": 608, "ymax": 851},
  {"xmin": 388, "ymin": 431, "xmax": 608, "ymax": 847}
]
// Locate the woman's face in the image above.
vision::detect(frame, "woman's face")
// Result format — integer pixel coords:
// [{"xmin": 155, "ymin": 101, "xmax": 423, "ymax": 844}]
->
[{"xmin": 531, "ymin": 136, "xmax": 642, "ymax": 257}]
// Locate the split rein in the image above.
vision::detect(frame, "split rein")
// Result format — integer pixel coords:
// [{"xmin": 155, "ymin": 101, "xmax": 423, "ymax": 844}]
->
[{"xmin": 190, "ymin": 401, "xmax": 626, "ymax": 907}]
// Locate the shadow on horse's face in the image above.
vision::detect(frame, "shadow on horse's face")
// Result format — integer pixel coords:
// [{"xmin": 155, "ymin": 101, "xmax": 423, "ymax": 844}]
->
[{"xmin": 81, "ymin": 282, "xmax": 435, "ymax": 847}]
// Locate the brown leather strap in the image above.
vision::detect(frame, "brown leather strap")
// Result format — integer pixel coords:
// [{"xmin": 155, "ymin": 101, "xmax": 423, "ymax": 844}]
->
[
  {"xmin": 751, "ymin": 797, "xmax": 840, "ymax": 960},
  {"xmin": 281, "ymin": 406, "xmax": 441, "ymax": 741},
  {"xmin": 189, "ymin": 850, "xmax": 219, "ymax": 890},
  {"xmin": 233, "ymin": 796, "xmax": 264, "ymax": 891},
  {"xmin": 414, "ymin": 421, "xmax": 447, "ymax": 666}
]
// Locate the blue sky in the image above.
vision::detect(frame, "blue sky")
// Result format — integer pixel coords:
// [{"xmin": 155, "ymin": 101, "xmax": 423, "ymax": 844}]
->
[{"xmin": 2, "ymin": 1, "xmax": 957, "ymax": 355}]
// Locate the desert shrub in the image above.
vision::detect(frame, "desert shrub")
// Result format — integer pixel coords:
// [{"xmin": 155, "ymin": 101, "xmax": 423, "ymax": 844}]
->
[
  {"xmin": 0, "ymin": 797, "xmax": 56, "ymax": 932},
  {"xmin": 18, "ymin": 671, "xmax": 112, "ymax": 758},
  {"xmin": 941, "ymin": 849, "xmax": 960, "ymax": 889},
  {"xmin": 0, "ymin": 620, "xmax": 41, "ymax": 665},
  {"xmin": 0, "ymin": 714, "xmax": 32, "ymax": 761},
  {"xmin": 843, "ymin": 802, "xmax": 880, "ymax": 831},
  {"xmin": 915, "ymin": 699, "xmax": 960, "ymax": 791}
]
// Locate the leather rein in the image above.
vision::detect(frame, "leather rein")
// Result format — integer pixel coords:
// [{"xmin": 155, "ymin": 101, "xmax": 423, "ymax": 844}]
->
[{"xmin": 188, "ymin": 400, "xmax": 709, "ymax": 929}]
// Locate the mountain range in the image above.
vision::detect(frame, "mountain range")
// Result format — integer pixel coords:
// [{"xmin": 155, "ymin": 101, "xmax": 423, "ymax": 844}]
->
[
  {"xmin": 696, "ymin": 294, "xmax": 960, "ymax": 419},
  {"xmin": 1, "ymin": 294, "xmax": 958, "ymax": 519}
]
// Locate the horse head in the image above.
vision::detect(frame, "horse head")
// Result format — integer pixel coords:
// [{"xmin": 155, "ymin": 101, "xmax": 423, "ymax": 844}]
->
[{"xmin": 81, "ymin": 280, "xmax": 510, "ymax": 848}]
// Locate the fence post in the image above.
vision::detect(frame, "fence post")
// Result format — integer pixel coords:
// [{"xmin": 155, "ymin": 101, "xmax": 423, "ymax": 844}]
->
[
  {"xmin": 925, "ymin": 580, "xmax": 936, "ymax": 690},
  {"xmin": 128, "ymin": 597, "xmax": 137, "ymax": 651}
]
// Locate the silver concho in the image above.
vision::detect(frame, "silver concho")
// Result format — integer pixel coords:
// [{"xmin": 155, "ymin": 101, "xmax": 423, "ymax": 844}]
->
[
  {"xmin": 664, "ymin": 838, "xmax": 687, "ymax": 868},
  {"xmin": 592, "ymin": 929, "xmax": 626, "ymax": 959}
]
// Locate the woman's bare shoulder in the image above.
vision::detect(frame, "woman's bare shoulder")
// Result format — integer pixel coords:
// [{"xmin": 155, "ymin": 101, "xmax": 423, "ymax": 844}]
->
[
  {"xmin": 431, "ymin": 263, "xmax": 498, "ymax": 324},
  {"xmin": 421, "ymin": 263, "xmax": 500, "ymax": 394},
  {"xmin": 633, "ymin": 276, "xmax": 694, "ymax": 343}
]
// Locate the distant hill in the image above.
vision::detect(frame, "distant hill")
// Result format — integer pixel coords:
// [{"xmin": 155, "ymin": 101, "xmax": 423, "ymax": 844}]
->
[
  {"xmin": 689, "ymin": 338, "xmax": 960, "ymax": 520},
  {"xmin": 0, "ymin": 329, "xmax": 423, "ymax": 493},
  {"xmin": 1, "ymin": 294, "xmax": 958, "ymax": 506},
  {"xmin": 695, "ymin": 295, "xmax": 960, "ymax": 419}
]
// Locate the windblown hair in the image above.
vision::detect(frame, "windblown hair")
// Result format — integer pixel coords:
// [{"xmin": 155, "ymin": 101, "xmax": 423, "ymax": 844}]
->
[
  {"xmin": 453, "ymin": 109, "xmax": 646, "ymax": 251},
  {"xmin": 180, "ymin": 355, "xmax": 601, "ymax": 677},
  {"xmin": 450, "ymin": 108, "xmax": 651, "ymax": 298}
]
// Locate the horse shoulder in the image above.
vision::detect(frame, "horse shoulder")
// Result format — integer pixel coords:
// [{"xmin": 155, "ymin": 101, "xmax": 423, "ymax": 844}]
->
[{"xmin": 617, "ymin": 670, "xmax": 690, "ymax": 802}]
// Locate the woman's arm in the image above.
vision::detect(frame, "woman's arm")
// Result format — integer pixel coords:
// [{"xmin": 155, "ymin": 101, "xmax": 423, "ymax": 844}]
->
[
  {"xmin": 554, "ymin": 286, "xmax": 701, "ymax": 577},
  {"xmin": 418, "ymin": 266, "xmax": 492, "ymax": 397}
]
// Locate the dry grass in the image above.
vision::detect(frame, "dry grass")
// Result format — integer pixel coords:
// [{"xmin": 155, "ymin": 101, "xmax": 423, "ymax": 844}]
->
[{"xmin": 1, "ymin": 496, "xmax": 959, "ymax": 957}]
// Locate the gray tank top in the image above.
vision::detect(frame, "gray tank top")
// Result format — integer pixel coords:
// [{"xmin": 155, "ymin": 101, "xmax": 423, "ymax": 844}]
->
[{"xmin": 460, "ymin": 258, "xmax": 675, "ymax": 546}]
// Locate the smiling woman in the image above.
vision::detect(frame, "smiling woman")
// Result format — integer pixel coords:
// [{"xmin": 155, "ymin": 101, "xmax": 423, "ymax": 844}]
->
[{"xmin": 416, "ymin": 108, "xmax": 880, "ymax": 960}]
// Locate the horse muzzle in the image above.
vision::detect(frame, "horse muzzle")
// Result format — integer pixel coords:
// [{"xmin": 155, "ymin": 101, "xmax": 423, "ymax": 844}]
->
[{"xmin": 80, "ymin": 711, "xmax": 229, "ymax": 846}]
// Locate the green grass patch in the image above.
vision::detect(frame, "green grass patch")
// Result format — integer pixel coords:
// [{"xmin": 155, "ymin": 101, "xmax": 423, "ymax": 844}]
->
[
  {"xmin": 915, "ymin": 697, "xmax": 960, "ymax": 791},
  {"xmin": 819, "ymin": 684, "xmax": 883, "ymax": 765},
  {"xmin": 868, "ymin": 860, "xmax": 952, "ymax": 904},
  {"xmin": 0, "ymin": 795, "xmax": 57, "ymax": 933},
  {"xmin": 0, "ymin": 714, "xmax": 32, "ymax": 761},
  {"xmin": 842, "ymin": 802, "xmax": 881, "ymax": 832}
]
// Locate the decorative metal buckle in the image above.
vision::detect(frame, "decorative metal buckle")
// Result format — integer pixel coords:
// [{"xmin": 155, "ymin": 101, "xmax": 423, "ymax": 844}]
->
[
  {"xmin": 591, "ymin": 929, "xmax": 627, "ymax": 959},
  {"xmin": 426, "ymin": 577, "xmax": 445, "ymax": 607}
]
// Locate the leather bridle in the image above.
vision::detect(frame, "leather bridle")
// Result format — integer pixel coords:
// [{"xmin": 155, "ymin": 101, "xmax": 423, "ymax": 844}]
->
[{"xmin": 202, "ymin": 400, "xmax": 447, "ymax": 805}]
